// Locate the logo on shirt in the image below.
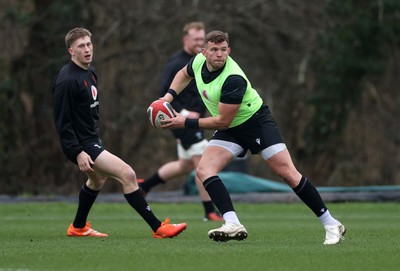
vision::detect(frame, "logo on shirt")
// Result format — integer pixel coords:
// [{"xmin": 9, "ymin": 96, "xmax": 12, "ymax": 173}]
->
[
  {"xmin": 91, "ymin": 85, "xmax": 98, "ymax": 100},
  {"xmin": 202, "ymin": 90, "xmax": 209, "ymax": 100}
]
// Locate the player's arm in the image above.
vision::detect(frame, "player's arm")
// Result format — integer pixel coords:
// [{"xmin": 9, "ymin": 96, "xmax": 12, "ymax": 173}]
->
[
  {"xmin": 53, "ymin": 80, "xmax": 93, "ymax": 171},
  {"xmin": 162, "ymin": 65, "xmax": 193, "ymax": 103},
  {"xmin": 162, "ymin": 75, "xmax": 246, "ymax": 130},
  {"xmin": 161, "ymin": 101, "xmax": 239, "ymax": 130},
  {"xmin": 53, "ymin": 81, "xmax": 82, "ymax": 155},
  {"xmin": 199, "ymin": 102, "xmax": 240, "ymax": 130}
]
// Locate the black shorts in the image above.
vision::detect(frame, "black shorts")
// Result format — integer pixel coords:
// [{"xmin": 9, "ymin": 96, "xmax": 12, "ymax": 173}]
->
[
  {"xmin": 66, "ymin": 138, "xmax": 105, "ymax": 165},
  {"xmin": 211, "ymin": 105, "xmax": 284, "ymax": 157},
  {"xmin": 171, "ymin": 128, "xmax": 205, "ymax": 150}
]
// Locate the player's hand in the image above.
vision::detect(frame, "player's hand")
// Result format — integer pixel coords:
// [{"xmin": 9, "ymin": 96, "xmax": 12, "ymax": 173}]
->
[
  {"xmin": 77, "ymin": 151, "xmax": 95, "ymax": 172},
  {"xmin": 159, "ymin": 96, "xmax": 172, "ymax": 103},
  {"xmin": 160, "ymin": 109, "xmax": 185, "ymax": 129}
]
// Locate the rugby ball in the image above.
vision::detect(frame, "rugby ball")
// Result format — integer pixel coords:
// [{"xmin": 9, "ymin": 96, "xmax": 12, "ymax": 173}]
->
[{"xmin": 147, "ymin": 100, "xmax": 175, "ymax": 128}]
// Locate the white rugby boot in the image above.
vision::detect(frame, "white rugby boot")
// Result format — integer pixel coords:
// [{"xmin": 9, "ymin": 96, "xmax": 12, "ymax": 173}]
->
[
  {"xmin": 208, "ymin": 223, "xmax": 248, "ymax": 242},
  {"xmin": 323, "ymin": 223, "xmax": 346, "ymax": 245}
]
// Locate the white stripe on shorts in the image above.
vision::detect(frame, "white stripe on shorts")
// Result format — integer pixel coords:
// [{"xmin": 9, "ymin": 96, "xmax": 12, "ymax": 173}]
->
[
  {"xmin": 261, "ymin": 143, "xmax": 287, "ymax": 160},
  {"xmin": 208, "ymin": 140, "xmax": 287, "ymax": 160},
  {"xmin": 207, "ymin": 139, "xmax": 244, "ymax": 157}
]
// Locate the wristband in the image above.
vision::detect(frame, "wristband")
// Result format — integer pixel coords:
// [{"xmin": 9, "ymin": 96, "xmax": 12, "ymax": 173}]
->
[
  {"xmin": 167, "ymin": 88, "xmax": 178, "ymax": 99},
  {"xmin": 185, "ymin": 118, "xmax": 199, "ymax": 129}
]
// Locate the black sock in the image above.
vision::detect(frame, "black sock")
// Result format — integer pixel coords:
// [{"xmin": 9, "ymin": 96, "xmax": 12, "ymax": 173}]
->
[
  {"xmin": 140, "ymin": 172, "xmax": 165, "ymax": 193},
  {"xmin": 202, "ymin": 201, "xmax": 216, "ymax": 216},
  {"xmin": 124, "ymin": 189, "xmax": 161, "ymax": 232},
  {"xmin": 292, "ymin": 176, "xmax": 327, "ymax": 217},
  {"xmin": 203, "ymin": 176, "xmax": 235, "ymax": 215},
  {"xmin": 73, "ymin": 184, "xmax": 99, "ymax": 228}
]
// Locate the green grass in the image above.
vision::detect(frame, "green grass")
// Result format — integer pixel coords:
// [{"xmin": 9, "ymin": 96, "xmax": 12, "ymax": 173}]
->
[{"xmin": 0, "ymin": 202, "xmax": 399, "ymax": 271}]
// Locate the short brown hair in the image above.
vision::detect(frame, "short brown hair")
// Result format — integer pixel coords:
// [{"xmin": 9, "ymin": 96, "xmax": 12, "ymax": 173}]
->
[
  {"xmin": 65, "ymin": 27, "xmax": 92, "ymax": 49},
  {"xmin": 182, "ymin": 22, "xmax": 205, "ymax": 35},
  {"xmin": 206, "ymin": 31, "xmax": 229, "ymax": 45}
]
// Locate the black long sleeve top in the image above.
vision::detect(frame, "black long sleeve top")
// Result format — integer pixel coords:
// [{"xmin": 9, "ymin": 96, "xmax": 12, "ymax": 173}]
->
[{"xmin": 52, "ymin": 61, "xmax": 100, "ymax": 159}]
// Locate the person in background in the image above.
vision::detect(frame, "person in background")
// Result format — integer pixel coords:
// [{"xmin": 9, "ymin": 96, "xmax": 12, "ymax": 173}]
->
[
  {"xmin": 139, "ymin": 22, "xmax": 223, "ymax": 221},
  {"xmin": 159, "ymin": 30, "xmax": 346, "ymax": 244},
  {"xmin": 52, "ymin": 27, "xmax": 186, "ymax": 238}
]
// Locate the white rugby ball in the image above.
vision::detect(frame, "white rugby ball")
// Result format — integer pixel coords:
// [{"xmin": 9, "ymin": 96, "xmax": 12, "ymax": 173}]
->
[{"xmin": 147, "ymin": 100, "xmax": 175, "ymax": 128}]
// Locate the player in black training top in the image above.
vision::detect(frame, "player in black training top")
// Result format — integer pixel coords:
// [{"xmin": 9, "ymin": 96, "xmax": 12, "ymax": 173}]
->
[
  {"xmin": 138, "ymin": 22, "xmax": 223, "ymax": 221},
  {"xmin": 52, "ymin": 27, "xmax": 186, "ymax": 238}
]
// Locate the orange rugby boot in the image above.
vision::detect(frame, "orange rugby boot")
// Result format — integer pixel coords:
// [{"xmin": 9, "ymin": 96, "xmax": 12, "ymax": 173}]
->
[
  {"xmin": 152, "ymin": 218, "xmax": 187, "ymax": 239},
  {"xmin": 67, "ymin": 222, "xmax": 108, "ymax": 237}
]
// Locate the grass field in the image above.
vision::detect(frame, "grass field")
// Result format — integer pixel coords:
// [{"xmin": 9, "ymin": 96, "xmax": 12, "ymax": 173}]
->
[{"xmin": 0, "ymin": 201, "xmax": 399, "ymax": 271}]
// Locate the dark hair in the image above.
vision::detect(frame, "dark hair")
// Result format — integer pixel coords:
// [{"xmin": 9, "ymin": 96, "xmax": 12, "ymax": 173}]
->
[
  {"xmin": 182, "ymin": 22, "xmax": 205, "ymax": 35},
  {"xmin": 205, "ymin": 31, "xmax": 229, "ymax": 45},
  {"xmin": 65, "ymin": 27, "xmax": 92, "ymax": 49}
]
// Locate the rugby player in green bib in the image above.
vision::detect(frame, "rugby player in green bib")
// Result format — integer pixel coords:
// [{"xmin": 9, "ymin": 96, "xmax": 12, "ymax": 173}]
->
[{"xmin": 159, "ymin": 30, "xmax": 346, "ymax": 245}]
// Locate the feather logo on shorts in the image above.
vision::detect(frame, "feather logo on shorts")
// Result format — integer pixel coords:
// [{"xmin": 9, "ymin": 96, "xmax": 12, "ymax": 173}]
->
[
  {"xmin": 255, "ymin": 138, "xmax": 261, "ymax": 145},
  {"xmin": 91, "ymin": 85, "xmax": 98, "ymax": 100},
  {"xmin": 94, "ymin": 144, "xmax": 102, "ymax": 149}
]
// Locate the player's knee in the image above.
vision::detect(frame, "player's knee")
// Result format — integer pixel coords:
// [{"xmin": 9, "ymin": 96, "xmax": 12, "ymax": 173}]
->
[
  {"xmin": 87, "ymin": 176, "xmax": 107, "ymax": 190},
  {"xmin": 120, "ymin": 165, "xmax": 137, "ymax": 184},
  {"xmin": 196, "ymin": 164, "xmax": 210, "ymax": 181},
  {"xmin": 275, "ymin": 165, "xmax": 301, "ymax": 187}
]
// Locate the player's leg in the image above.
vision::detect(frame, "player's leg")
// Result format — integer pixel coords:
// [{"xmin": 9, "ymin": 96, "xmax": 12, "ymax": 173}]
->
[
  {"xmin": 152, "ymin": 152, "xmax": 221, "ymax": 220},
  {"xmin": 93, "ymin": 150, "xmax": 138, "ymax": 193},
  {"xmin": 159, "ymin": 159, "xmax": 194, "ymax": 179},
  {"xmin": 93, "ymin": 150, "xmax": 186, "ymax": 237},
  {"xmin": 180, "ymin": 139, "xmax": 223, "ymax": 221},
  {"xmin": 67, "ymin": 141, "xmax": 109, "ymax": 237},
  {"xmin": 184, "ymin": 140, "xmax": 211, "ymax": 201},
  {"xmin": 73, "ymin": 172, "xmax": 107, "ymax": 228},
  {"xmin": 190, "ymin": 154, "xmax": 223, "ymax": 221},
  {"xmin": 264, "ymin": 147, "xmax": 345, "ymax": 244},
  {"xmin": 139, "ymin": 140, "xmax": 195, "ymax": 193},
  {"xmin": 197, "ymin": 142, "xmax": 248, "ymax": 241},
  {"xmin": 140, "ymin": 158, "xmax": 194, "ymax": 193},
  {"xmin": 262, "ymin": 146, "xmax": 301, "ymax": 188},
  {"xmin": 67, "ymin": 170, "xmax": 109, "ymax": 237},
  {"xmin": 247, "ymin": 106, "xmax": 345, "ymax": 244}
]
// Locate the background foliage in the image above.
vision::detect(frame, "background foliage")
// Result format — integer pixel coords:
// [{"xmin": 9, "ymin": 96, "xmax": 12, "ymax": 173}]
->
[{"xmin": 0, "ymin": 0, "xmax": 399, "ymax": 194}]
